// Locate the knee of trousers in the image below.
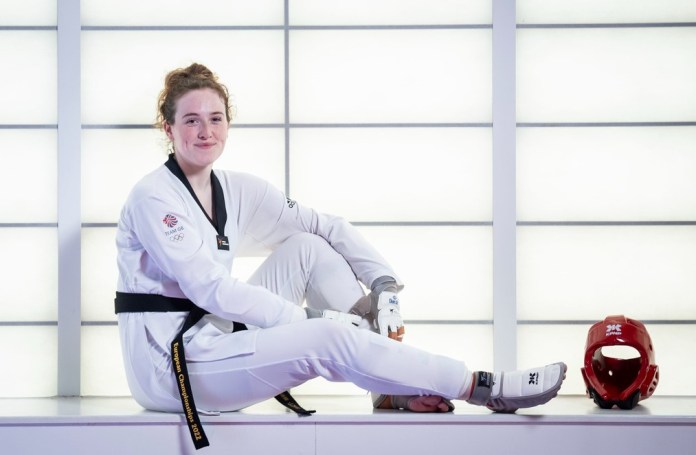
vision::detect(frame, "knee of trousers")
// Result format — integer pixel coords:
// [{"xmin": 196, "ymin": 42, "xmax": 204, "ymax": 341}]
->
[
  {"xmin": 281, "ymin": 233, "xmax": 345, "ymax": 267},
  {"xmin": 302, "ymin": 318, "xmax": 368, "ymax": 359}
]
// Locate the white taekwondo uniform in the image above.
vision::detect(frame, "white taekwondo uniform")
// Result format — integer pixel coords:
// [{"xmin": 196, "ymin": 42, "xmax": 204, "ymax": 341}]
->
[{"xmin": 116, "ymin": 155, "xmax": 471, "ymax": 415}]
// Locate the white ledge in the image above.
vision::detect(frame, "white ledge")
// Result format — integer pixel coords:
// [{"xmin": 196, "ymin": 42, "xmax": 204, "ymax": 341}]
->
[
  {"xmin": 1, "ymin": 395, "xmax": 694, "ymax": 455},
  {"xmin": 1, "ymin": 395, "xmax": 694, "ymax": 424}
]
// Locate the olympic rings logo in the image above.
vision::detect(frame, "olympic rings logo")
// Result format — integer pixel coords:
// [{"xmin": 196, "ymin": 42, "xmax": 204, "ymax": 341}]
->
[{"xmin": 169, "ymin": 233, "xmax": 185, "ymax": 242}]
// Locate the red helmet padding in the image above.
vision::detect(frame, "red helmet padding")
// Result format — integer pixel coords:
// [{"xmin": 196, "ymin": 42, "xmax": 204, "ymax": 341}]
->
[{"xmin": 581, "ymin": 315, "xmax": 659, "ymax": 405}]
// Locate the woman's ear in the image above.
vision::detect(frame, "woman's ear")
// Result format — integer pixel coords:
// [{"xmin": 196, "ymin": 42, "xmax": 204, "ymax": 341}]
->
[{"xmin": 163, "ymin": 121, "xmax": 173, "ymax": 141}]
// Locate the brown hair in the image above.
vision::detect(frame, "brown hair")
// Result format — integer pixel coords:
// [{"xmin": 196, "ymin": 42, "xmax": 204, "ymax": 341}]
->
[{"xmin": 156, "ymin": 63, "xmax": 232, "ymax": 129}]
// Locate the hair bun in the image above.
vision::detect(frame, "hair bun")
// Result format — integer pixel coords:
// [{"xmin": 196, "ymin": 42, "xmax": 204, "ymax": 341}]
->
[
  {"xmin": 164, "ymin": 63, "xmax": 216, "ymax": 89},
  {"xmin": 156, "ymin": 63, "xmax": 233, "ymax": 130}
]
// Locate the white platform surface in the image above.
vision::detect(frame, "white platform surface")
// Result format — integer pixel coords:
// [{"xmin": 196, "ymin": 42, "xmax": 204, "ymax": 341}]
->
[{"xmin": 1, "ymin": 395, "xmax": 694, "ymax": 454}]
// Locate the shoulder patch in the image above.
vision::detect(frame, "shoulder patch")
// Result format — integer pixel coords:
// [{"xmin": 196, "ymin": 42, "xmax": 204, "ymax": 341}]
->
[
  {"xmin": 162, "ymin": 213, "xmax": 186, "ymax": 241},
  {"xmin": 163, "ymin": 214, "xmax": 178, "ymax": 228}
]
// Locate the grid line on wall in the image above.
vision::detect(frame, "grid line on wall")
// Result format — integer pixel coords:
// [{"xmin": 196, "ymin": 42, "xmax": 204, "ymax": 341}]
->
[
  {"xmin": 17, "ymin": 318, "xmax": 696, "ymax": 327},
  {"xmin": 16, "ymin": 121, "xmax": 696, "ymax": 129},
  {"xmin": 0, "ymin": 26, "xmax": 56, "ymax": 30},
  {"xmin": 80, "ymin": 25, "xmax": 492, "ymax": 31},
  {"xmin": 518, "ymin": 221, "xmax": 696, "ymax": 226},
  {"xmin": 518, "ymin": 22, "xmax": 696, "ymax": 29},
  {"xmin": 0, "ymin": 124, "xmax": 57, "ymax": 128},
  {"xmin": 0, "ymin": 223, "xmax": 59, "ymax": 228},
  {"xmin": 79, "ymin": 221, "xmax": 492, "ymax": 229},
  {"xmin": 518, "ymin": 122, "xmax": 696, "ymax": 127},
  {"xmin": 80, "ymin": 122, "xmax": 493, "ymax": 128}
]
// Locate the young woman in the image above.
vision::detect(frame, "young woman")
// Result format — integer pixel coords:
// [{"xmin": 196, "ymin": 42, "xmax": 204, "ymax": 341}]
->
[{"xmin": 115, "ymin": 63, "xmax": 566, "ymax": 449}]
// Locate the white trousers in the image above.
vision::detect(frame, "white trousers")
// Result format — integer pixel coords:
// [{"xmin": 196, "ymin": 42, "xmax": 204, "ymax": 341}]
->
[{"xmin": 187, "ymin": 233, "xmax": 473, "ymax": 411}]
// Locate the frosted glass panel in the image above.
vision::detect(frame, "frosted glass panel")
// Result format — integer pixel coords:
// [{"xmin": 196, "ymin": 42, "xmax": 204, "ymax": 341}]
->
[
  {"xmin": 291, "ymin": 0, "xmax": 491, "ymax": 25},
  {"xmin": 294, "ymin": 324, "xmax": 493, "ymax": 396},
  {"xmin": 406, "ymin": 324, "xmax": 493, "ymax": 371},
  {"xmin": 518, "ymin": 324, "xmax": 603, "ymax": 396},
  {"xmin": 82, "ymin": 228, "xmax": 118, "ymax": 321},
  {"xmin": 518, "ymin": 324, "xmax": 696, "ymax": 396},
  {"xmin": 81, "ymin": 326, "xmax": 130, "ymax": 396},
  {"xmin": 517, "ymin": 226, "xmax": 696, "ymax": 320},
  {"xmin": 517, "ymin": 127, "xmax": 696, "ymax": 222},
  {"xmin": 0, "ymin": 0, "xmax": 56, "ymax": 25},
  {"xmin": 82, "ymin": 31, "xmax": 284, "ymax": 124},
  {"xmin": 0, "ymin": 130, "xmax": 56, "ymax": 222},
  {"xmin": 357, "ymin": 226, "xmax": 492, "ymax": 320},
  {"xmin": 82, "ymin": 129, "xmax": 169, "ymax": 223},
  {"xmin": 0, "ymin": 31, "xmax": 56, "ymax": 124},
  {"xmin": 518, "ymin": 0, "xmax": 696, "ymax": 24},
  {"xmin": 643, "ymin": 325, "xmax": 696, "ymax": 395},
  {"xmin": 0, "ymin": 327, "xmax": 56, "ymax": 397},
  {"xmin": 81, "ymin": 0, "xmax": 282, "ymax": 26},
  {"xmin": 290, "ymin": 30, "xmax": 491, "ymax": 123},
  {"xmin": 214, "ymin": 128, "xmax": 285, "ymax": 191},
  {"xmin": 0, "ymin": 229, "xmax": 57, "ymax": 321},
  {"xmin": 290, "ymin": 128, "xmax": 491, "ymax": 222},
  {"xmin": 517, "ymin": 28, "xmax": 696, "ymax": 122}
]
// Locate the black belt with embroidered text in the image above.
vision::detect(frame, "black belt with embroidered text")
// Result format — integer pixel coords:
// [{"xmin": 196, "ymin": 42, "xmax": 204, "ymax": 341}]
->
[{"xmin": 114, "ymin": 292, "xmax": 314, "ymax": 450}]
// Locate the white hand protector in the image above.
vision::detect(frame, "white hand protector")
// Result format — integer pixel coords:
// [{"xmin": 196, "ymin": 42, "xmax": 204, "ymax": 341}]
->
[
  {"xmin": 375, "ymin": 291, "xmax": 405, "ymax": 341},
  {"xmin": 305, "ymin": 307, "xmax": 361, "ymax": 327}
]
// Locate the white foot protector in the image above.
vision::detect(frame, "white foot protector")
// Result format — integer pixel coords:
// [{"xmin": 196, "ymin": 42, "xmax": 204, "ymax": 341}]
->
[{"xmin": 467, "ymin": 362, "xmax": 567, "ymax": 413}]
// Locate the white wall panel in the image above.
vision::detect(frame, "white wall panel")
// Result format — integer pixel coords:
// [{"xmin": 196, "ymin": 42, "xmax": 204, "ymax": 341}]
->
[
  {"xmin": 81, "ymin": 326, "xmax": 130, "ymax": 396},
  {"xmin": 0, "ymin": 31, "xmax": 56, "ymax": 124},
  {"xmin": 290, "ymin": 30, "xmax": 491, "ymax": 123},
  {"xmin": 81, "ymin": 0, "xmax": 283, "ymax": 26},
  {"xmin": 81, "ymin": 228, "xmax": 118, "ymax": 321},
  {"xmin": 357, "ymin": 226, "xmax": 492, "ymax": 321},
  {"xmin": 82, "ymin": 31, "xmax": 284, "ymax": 125},
  {"xmin": 517, "ymin": 28, "xmax": 696, "ymax": 122},
  {"xmin": 81, "ymin": 129, "xmax": 168, "ymax": 223},
  {"xmin": 406, "ymin": 324, "xmax": 494, "ymax": 372},
  {"xmin": 517, "ymin": 127, "xmax": 696, "ymax": 221},
  {"xmin": 517, "ymin": 226, "xmax": 696, "ymax": 320},
  {"xmin": 0, "ymin": 327, "xmax": 57, "ymax": 397},
  {"xmin": 0, "ymin": 0, "xmax": 55, "ymax": 25},
  {"xmin": 290, "ymin": 128, "xmax": 491, "ymax": 221},
  {"xmin": 0, "ymin": 229, "xmax": 57, "ymax": 321},
  {"xmin": 0, "ymin": 130, "xmax": 56, "ymax": 222},
  {"xmin": 291, "ymin": 0, "xmax": 491, "ymax": 25},
  {"xmin": 518, "ymin": 0, "xmax": 696, "ymax": 24}
]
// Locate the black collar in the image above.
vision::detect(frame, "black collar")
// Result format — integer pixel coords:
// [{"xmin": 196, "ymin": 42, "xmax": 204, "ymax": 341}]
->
[{"xmin": 164, "ymin": 154, "xmax": 227, "ymax": 236}]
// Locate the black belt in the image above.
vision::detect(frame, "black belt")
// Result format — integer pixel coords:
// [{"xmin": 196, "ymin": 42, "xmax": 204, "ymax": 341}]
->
[{"xmin": 115, "ymin": 292, "xmax": 314, "ymax": 450}]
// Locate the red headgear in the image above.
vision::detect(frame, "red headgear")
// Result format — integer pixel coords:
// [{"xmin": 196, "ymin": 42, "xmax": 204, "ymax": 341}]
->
[{"xmin": 580, "ymin": 315, "xmax": 659, "ymax": 409}]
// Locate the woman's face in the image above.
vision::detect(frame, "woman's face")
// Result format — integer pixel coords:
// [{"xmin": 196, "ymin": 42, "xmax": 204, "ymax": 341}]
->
[{"xmin": 164, "ymin": 88, "xmax": 229, "ymax": 173}]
